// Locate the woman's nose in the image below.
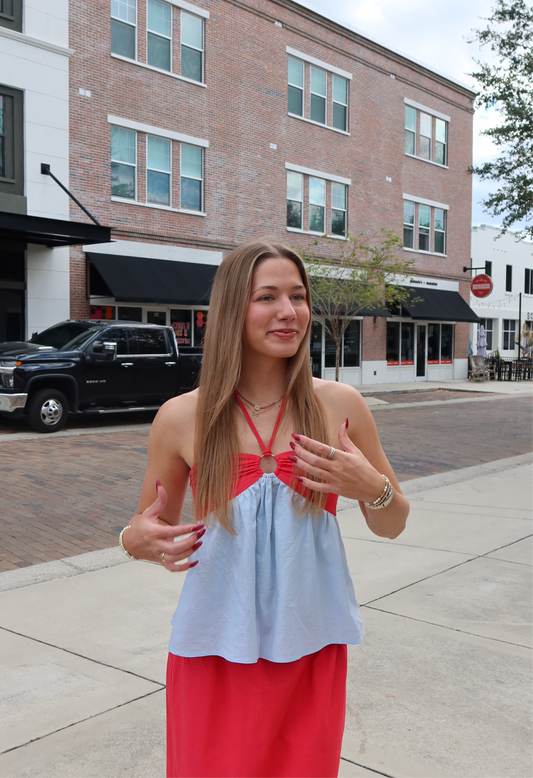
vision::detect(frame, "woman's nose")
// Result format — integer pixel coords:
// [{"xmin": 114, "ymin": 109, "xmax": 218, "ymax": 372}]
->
[{"xmin": 277, "ymin": 297, "xmax": 296, "ymax": 318}]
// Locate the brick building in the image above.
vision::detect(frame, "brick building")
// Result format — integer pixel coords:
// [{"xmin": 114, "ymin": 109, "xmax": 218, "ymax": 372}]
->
[{"xmin": 66, "ymin": 0, "xmax": 479, "ymax": 384}]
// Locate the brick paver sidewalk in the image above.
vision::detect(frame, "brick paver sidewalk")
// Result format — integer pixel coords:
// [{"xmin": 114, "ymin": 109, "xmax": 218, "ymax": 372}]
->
[{"xmin": 0, "ymin": 396, "xmax": 531, "ymax": 571}]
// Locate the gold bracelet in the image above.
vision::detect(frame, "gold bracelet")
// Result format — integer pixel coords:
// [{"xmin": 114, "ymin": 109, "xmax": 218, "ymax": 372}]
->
[
  {"xmin": 364, "ymin": 475, "xmax": 394, "ymax": 510},
  {"xmin": 119, "ymin": 526, "xmax": 138, "ymax": 560}
]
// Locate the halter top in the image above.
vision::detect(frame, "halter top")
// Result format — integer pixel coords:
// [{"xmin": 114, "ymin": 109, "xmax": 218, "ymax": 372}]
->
[{"xmin": 168, "ymin": 394, "xmax": 364, "ymax": 663}]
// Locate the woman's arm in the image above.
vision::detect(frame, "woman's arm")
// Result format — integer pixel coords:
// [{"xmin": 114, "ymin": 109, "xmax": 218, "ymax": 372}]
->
[{"xmin": 291, "ymin": 382, "xmax": 409, "ymax": 539}]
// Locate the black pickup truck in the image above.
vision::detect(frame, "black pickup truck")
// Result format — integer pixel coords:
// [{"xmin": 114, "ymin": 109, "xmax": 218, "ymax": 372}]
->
[{"xmin": 0, "ymin": 320, "xmax": 202, "ymax": 433}]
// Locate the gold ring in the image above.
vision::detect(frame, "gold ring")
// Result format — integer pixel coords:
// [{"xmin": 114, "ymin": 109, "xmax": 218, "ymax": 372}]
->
[
  {"xmin": 161, "ymin": 552, "xmax": 165, "ymax": 563},
  {"xmin": 327, "ymin": 446, "xmax": 336, "ymax": 460}
]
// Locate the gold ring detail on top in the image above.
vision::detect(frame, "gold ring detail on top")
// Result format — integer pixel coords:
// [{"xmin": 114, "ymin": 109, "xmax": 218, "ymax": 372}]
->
[
  {"xmin": 327, "ymin": 446, "xmax": 336, "ymax": 460},
  {"xmin": 160, "ymin": 552, "xmax": 165, "ymax": 563},
  {"xmin": 119, "ymin": 526, "xmax": 138, "ymax": 560}
]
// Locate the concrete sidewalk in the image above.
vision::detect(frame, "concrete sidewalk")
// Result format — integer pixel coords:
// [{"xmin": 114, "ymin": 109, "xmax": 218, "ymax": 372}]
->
[{"xmin": 0, "ymin": 455, "xmax": 531, "ymax": 778}]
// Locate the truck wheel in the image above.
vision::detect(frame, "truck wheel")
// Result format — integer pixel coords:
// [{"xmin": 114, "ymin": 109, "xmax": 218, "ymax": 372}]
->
[{"xmin": 27, "ymin": 389, "xmax": 69, "ymax": 433}]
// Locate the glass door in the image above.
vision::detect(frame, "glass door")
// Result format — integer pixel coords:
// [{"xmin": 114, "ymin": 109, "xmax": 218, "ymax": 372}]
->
[
  {"xmin": 310, "ymin": 321, "xmax": 323, "ymax": 377},
  {"xmin": 416, "ymin": 324, "xmax": 426, "ymax": 379}
]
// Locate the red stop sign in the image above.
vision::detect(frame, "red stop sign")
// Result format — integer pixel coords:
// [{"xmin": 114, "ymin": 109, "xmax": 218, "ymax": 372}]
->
[{"xmin": 471, "ymin": 274, "xmax": 493, "ymax": 298}]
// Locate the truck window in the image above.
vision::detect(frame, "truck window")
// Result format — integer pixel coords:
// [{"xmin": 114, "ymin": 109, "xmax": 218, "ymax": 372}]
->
[
  {"xmin": 30, "ymin": 322, "xmax": 95, "ymax": 349},
  {"xmin": 134, "ymin": 328, "xmax": 168, "ymax": 354},
  {"xmin": 102, "ymin": 328, "xmax": 129, "ymax": 355}
]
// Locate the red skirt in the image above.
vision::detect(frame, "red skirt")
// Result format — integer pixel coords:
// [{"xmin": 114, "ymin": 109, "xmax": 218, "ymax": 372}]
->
[{"xmin": 166, "ymin": 645, "xmax": 347, "ymax": 778}]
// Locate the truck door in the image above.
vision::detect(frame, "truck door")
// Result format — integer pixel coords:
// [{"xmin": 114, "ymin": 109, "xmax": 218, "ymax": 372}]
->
[
  {"xmin": 130, "ymin": 328, "xmax": 177, "ymax": 403},
  {"xmin": 81, "ymin": 327, "xmax": 137, "ymax": 405}
]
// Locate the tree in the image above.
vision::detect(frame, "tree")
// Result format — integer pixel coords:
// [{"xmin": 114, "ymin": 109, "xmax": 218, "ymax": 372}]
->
[
  {"xmin": 468, "ymin": 0, "xmax": 533, "ymax": 239},
  {"xmin": 298, "ymin": 232, "xmax": 421, "ymax": 381}
]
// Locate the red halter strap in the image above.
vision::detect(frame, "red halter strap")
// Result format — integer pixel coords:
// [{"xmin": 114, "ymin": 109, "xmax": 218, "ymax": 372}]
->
[{"xmin": 235, "ymin": 393, "xmax": 287, "ymax": 457}]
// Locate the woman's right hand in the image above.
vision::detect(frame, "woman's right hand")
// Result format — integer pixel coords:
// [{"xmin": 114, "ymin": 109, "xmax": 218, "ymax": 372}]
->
[{"xmin": 123, "ymin": 481, "xmax": 205, "ymax": 572}]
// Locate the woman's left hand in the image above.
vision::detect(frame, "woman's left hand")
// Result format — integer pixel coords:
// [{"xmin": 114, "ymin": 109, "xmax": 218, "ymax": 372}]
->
[{"xmin": 290, "ymin": 419, "xmax": 387, "ymax": 503}]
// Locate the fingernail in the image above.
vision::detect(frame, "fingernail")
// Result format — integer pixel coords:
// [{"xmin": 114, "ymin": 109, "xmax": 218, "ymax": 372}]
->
[
  {"xmin": 195, "ymin": 528, "xmax": 206, "ymax": 539},
  {"xmin": 189, "ymin": 560, "xmax": 199, "ymax": 568},
  {"xmin": 295, "ymin": 475, "xmax": 303, "ymax": 483},
  {"xmin": 345, "ymin": 418, "xmax": 349, "ymax": 429},
  {"xmin": 192, "ymin": 524, "xmax": 205, "ymax": 532},
  {"xmin": 289, "ymin": 441, "xmax": 296, "ymax": 451},
  {"xmin": 291, "ymin": 433, "xmax": 301, "ymax": 441},
  {"xmin": 191, "ymin": 540, "xmax": 203, "ymax": 552},
  {"xmin": 287, "ymin": 454, "xmax": 298, "ymax": 464},
  {"xmin": 156, "ymin": 480, "xmax": 161, "ymax": 489}
]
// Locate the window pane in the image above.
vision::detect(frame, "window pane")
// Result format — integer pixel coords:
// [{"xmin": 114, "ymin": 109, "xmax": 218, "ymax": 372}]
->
[
  {"xmin": 310, "ymin": 67, "xmax": 326, "ymax": 96},
  {"xmin": 181, "ymin": 177, "xmax": 201, "ymax": 210},
  {"xmin": 310, "ymin": 94, "xmax": 325, "ymax": 124},
  {"xmin": 386, "ymin": 322, "xmax": 400, "ymax": 364},
  {"xmin": 419, "ymin": 135, "xmax": 430, "ymax": 159},
  {"xmin": 147, "ymin": 135, "xmax": 170, "ymax": 171},
  {"xmin": 111, "ymin": 18, "xmax": 135, "ymax": 59},
  {"xmin": 117, "ymin": 307, "xmax": 142, "ymax": 322},
  {"xmin": 403, "ymin": 226, "xmax": 414, "ymax": 248},
  {"xmin": 148, "ymin": 32, "xmax": 170, "ymax": 70},
  {"xmin": 401, "ymin": 322, "xmax": 414, "ymax": 363},
  {"xmin": 181, "ymin": 144, "xmax": 202, "ymax": 178},
  {"xmin": 134, "ymin": 328, "xmax": 167, "ymax": 354},
  {"xmin": 435, "ymin": 142, "xmax": 445, "ymax": 165},
  {"xmin": 441, "ymin": 324, "xmax": 453, "ymax": 361},
  {"xmin": 343, "ymin": 319, "xmax": 360, "ymax": 367},
  {"xmin": 419, "ymin": 229, "xmax": 429, "ymax": 251},
  {"xmin": 170, "ymin": 310, "xmax": 192, "ymax": 346},
  {"xmin": 333, "ymin": 75, "xmax": 347, "ymax": 104},
  {"xmin": 181, "ymin": 12, "xmax": 203, "ymax": 48},
  {"xmin": 147, "ymin": 170, "xmax": 170, "ymax": 205},
  {"xmin": 434, "ymin": 230, "xmax": 445, "ymax": 254},
  {"xmin": 332, "ymin": 209, "xmax": 346, "ymax": 236},
  {"xmin": 111, "ymin": 162, "xmax": 135, "ymax": 198},
  {"xmin": 104, "ymin": 327, "xmax": 130, "ymax": 354},
  {"xmin": 403, "ymin": 200, "xmax": 414, "ymax": 225},
  {"xmin": 506, "ymin": 265, "xmax": 512, "ymax": 292},
  {"xmin": 419, "ymin": 205, "xmax": 430, "ymax": 229},
  {"xmin": 420, "ymin": 112, "xmax": 432, "ymax": 137},
  {"xmin": 287, "ymin": 171, "xmax": 303, "ymax": 201},
  {"xmin": 404, "ymin": 129, "xmax": 415, "ymax": 155},
  {"xmin": 287, "ymin": 200, "xmax": 302, "ymax": 229},
  {"xmin": 331, "ymin": 182, "xmax": 346, "ymax": 210},
  {"xmin": 0, "ymin": 95, "xmax": 3, "ymax": 136},
  {"xmin": 434, "ymin": 208, "xmax": 445, "ymax": 231},
  {"xmin": 194, "ymin": 309, "xmax": 208, "ymax": 347},
  {"xmin": 324, "ymin": 325, "xmax": 336, "ymax": 368},
  {"xmin": 332, "ymin": 103, "xmax": 346, "ymax": 131},
  {"xmin": 288, "ymin": 57, "xmax": 303, "ymax": 87},
  {"xmin": 309, "ymin": 177, "xmax": 325, "ymax": 206},
  {"xmin": 288, "ymin": 85, "xmax": 303, "ymax": 115},
  {"xmin": 427, "ymin": 323, "xmax": 440, "ymax": 363},
  {"xmin": 405, "ymin": 105, "xmax": 416, "ymax": 131},
  {"xmin": 181, "ymin": 46, "xmax": 202, "ymax": 81},
  {"xmin": 435, "ymin": 118, "xmax": 446, "ymax": 143},
  {"xmin": 111, "ymin": 126, "xmax": 135, "ymax": 163},
  {"xmin": 309, "ymin": 204, "xmax": 324, "ymax": 233},
  {"xmin": 148, "ymin": 0, "xmax": 171, "ymax": 35},
  {"xmin": 112, "ymin": 0, "xmax": 136, "ymax": 24}
]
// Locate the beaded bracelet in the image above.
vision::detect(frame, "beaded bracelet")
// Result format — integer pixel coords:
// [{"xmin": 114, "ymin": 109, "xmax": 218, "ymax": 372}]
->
[
  {"xmin": 119, "ymin": 525, "xmax": 138, "ymax": 560},
  {"xmin": 364, "ymin": 475, "xmax": 394, "ymax": 510}
]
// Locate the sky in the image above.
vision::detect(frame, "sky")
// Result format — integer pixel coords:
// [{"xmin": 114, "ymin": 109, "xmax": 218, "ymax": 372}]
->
[{"xmin": 294, "ymin": 0, "xmax": 509, "ymax": 229}]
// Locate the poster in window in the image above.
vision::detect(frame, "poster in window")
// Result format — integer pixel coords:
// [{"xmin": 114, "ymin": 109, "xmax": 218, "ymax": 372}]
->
[
  {"xmin": 194, "ymin": 310, "xmax": 208, "ymax": 347},
  {"xmin": 90, "ymin": 305, "xmax": 115, "ymax": 320},
  {"xmin": 170, "ymin": 310, "xmax": 192, "ymax": 346}
]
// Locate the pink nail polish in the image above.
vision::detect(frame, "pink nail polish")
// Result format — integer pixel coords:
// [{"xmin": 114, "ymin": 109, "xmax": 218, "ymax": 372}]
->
[
  {"xmin": 345, "ymin": 418, "xmax": 349, "ymax": 429},
  {"xmin": 289, "ymin": 441, "xmax": 296, "ymax": 451},
  {"xmin": 287, "ymin": 454, "xmax": 298, "ymax": 464},
  {"xmin": 291, "ymin": 433, "xmax": 301, "ymax": 441},
  {"xmin": 156, "ymin": 480, "xmax": 161, "ymax": 489}
]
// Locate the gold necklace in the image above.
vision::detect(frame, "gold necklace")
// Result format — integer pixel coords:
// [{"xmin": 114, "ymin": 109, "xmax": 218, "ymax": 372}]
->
[{"xmin": 237, "ymin": 390, "xmax": 285, "ymax": 417}]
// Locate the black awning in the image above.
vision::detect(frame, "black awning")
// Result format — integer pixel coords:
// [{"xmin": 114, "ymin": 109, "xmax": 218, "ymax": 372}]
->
[
  {"xmin": 312, "ymin": 304, "xmax": 391, "ymax": 318},
  {"xmin": 398, "ymin": 286, "xmax": 480, "ymax": 323},
  {"xmin": 0, "ymin": 211, "xmax": 111, "ymax": 247},
  {"xmin": 88, "ymin": 253, "xmax": 218, "ymax": 305}
]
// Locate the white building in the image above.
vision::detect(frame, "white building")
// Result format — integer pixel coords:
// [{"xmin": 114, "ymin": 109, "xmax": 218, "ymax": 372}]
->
[
  {"xmin": 470, "ymin": 225, "xmax": 533, "ymax": 357},
  {"xmin": 0, "ymin": 0, "xmax": 108, "ymax": 340}
]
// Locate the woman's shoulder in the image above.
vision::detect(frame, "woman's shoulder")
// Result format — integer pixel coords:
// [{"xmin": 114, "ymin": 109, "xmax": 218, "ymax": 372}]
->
[
  {"xmin": 148, "ymin": 389, "xmax": 199, "ymax": 462},
  {"xmin": 312, "ymin": 377, "xmax": 366, "ymax": 409}
]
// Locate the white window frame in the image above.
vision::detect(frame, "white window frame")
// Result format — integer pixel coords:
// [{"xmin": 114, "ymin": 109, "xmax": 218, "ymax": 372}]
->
[
  {"xmin": 146, "ymin": 134, "xmax": 172, "ymax": 207},
  {"xmin": 310, "ymin": 66, "xmax": 327, "ymax": 126},
  {"xmin": 287, "ymin": 56, "xmax": 304, "ymax": 118},
  {"xmin": 180, "ymin": 10, "xmax": 204, "ymax": 84},
  {"xmin": 524, "ymin": 268, "xmax": 533, "ymax": 295},
  {"xmin": 403, "ymin": 99, "xmax": 450, "ymax": 169},
  {"xmin": 331, "ymin": 182, "xmax": 347, "ymax": 237},
  {"xmin": 308, "ymin": 176, "xmax": 326, "ymax": 234},
  {"xmin": 111, "ymin": 0, "xmax": 137, "ymax": 61},
  {"xmin": 434, "ymin": 208, "xmax": 446, "ymax": 254},
  {"xmin": 111, "ymin": 126, "xmax": 137, "ymax": 201},
  {"xmin": 147, "ymin": 0, "xmax": 173, "ymax": 73},
  {"xmin": 286, "ymin": 170, "xmax": 304, "ymax": 231},
  {"xmin": 502, "ymin": 319, "xmax": 516, "ymax": 351},
  {"xmin": 180, "ymin": 143, "xmax": 203, "ymax": 213},
  {"xmin": 419, "ymin": 112, "xmax": 432, "ymax": 161},
  {"xmin": 403, "ymin": 200, "xmax": 415, "ymax": 249},
  {"xmin": 332, "ymin": 74, "xmax": 348, "ymax": 132},
  {"xmin": 478, "ymin": 318, "xmax": 493, "ymax": 351}
]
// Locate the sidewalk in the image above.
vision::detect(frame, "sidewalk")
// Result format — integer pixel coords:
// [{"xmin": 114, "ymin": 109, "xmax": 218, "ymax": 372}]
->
[
  {"xmin": 0, "ymin": 455, "xmax": 531, "ymax": 778},
  {"xmin": 359, "ymin": 378, "xmax": 533, "ymax": 397}
]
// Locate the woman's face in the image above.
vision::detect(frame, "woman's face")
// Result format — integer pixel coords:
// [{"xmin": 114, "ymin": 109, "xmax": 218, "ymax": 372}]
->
[{"xmin": 243, "ymin": 257, "xmax": 310, "ymax": 360}]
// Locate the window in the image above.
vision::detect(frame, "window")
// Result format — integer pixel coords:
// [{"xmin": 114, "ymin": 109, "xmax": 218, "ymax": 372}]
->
[
  {"xmin": 506, "ymin": 265, "xmax": 512, "ymax": 292},
  {"xmin": 310, "ymin": 67, "xmax": 326, "ymax": 124},
  {"xmin": 404, "ymin": 106, "xmax": 416, "ymax": 155},
  {"xmin": 403, "ymin": 201, "xmax": 415, "ymax": 248},
  {"xmin": 404, "ymin": 103, "xmax": 449, "ymax": 165},
  {"xmin": 434, "ymin": 209, "xmax": 446, "ymax": 254},
  {"xmin": 287, "ymin": 171, "xmax": 303, "ymax": 229},
  {"xmin": 386, "ymin": 322, "xmax": 400, "ymax": 365},
  {"xmin": 111, "ymin": 0, "xmax": 136, "ymax": 60},
  {"xmin": 171, "ymin": 310, "xmax": 192, "ymax": 346},
  {"xmin": 147, "ymin": 135, "xmax": 171, "ymax": 205},
  {"xmin": 331, "ymin": 183, "xmax": 347, "ymax": 236},
  {"xmin": 502, "ymin": 319, "xmax": 516, "ymax": 351},
  {"xmin": 180, "ymin": 143, "xmax": 203, "ymax": 211},
  {"xmin": 103, "ymin": 327, "xmax": 130, "ymax": 354},
  {"xmin": 427, "ymin": 323, "xmax": 440, "ymax": 364},
  {"xmin": 0, "ymin": 0, "xmax": 22, "ymax": 32},
  {"xmin": 181, "ymin": 11, "xmax": 204, "ymax": 83},
  {"xmin": 332, "ymin": 76, "xmax": 348, "ymax": 132},
  {"xmin": 134, "ymin": 328, "xmax": 169, "ymax": 354},
  {"xmin": 325, "ymin": 320, "xmax": 361, "ymax": 368},
  {"xmin": 419, "ymin": 113, "xmax": 432, "ymax": 160},
  {"xmin": 111, "ymin": 126, "xmax": 136, "ymax": 199},
  {"xmin": 309, "ymin": 177, "xmax": 325, "ymax": 233},
  {"xmin": 485, "ymin": 260, "xmax": 492, "ymax": 277},
  {"xmin": 288, "ymin": 57, "xmax": 304, "ymax": 117},
  {"xmin": 194, "ymin": 309, "xmax": 208, "ymax": 347},
  {"xmin": 0, "ymin": 86, "xmax": 23, "ymax": 199},
  {"xmin": 147, "ymin": 0, "xmax": 172, "ymax": 72},
  {"xmin": 118, "ymin": 306, "xmax": 142, "ymax": 322},
  {"xmin": 478, "ymin": 318, "xmax": 493, "ymax": 351},
  {"xmin": 401, "ymin": 322, "xmax": 414, "ymax": 364},
  {"xmin": 441, "ymin": 324, "xmax": 453, "ymax": 362},
  {"xmin": 418, "ymin": 205, "xmax": 430, "ymax": 251},
  {"xmin": 525, "ymin": 268, "xmax": 533, "ymax": 295}
]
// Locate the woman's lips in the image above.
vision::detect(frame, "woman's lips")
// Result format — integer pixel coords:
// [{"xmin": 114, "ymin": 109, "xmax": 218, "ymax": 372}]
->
[{"xmin": 269, "ymin": 330, "xmax": 298, "ymax": 340}]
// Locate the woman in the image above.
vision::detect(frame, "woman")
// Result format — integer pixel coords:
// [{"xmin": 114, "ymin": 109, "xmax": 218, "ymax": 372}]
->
[{"xmin": 120, "ymin": 239, "xmax": 409, "ymax": 778}]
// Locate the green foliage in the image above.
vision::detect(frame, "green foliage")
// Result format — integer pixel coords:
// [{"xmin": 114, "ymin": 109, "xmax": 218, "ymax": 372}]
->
[
  {"xmin": 468, "ymin": 0, "xmax": 533, "ymax": 239},
  {"xmin": 298, "ymin": 231, "xmax": 421, "ymax": 380}
]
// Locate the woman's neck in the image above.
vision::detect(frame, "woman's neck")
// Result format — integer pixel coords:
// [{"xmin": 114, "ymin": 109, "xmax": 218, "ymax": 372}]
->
[{"xmin": 237, "ymin": 353, "xmax": 288, "ymax": 405}]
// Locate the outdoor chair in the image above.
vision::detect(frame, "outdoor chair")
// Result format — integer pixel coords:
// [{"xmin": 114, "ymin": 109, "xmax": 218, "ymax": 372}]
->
[{"xmin": 469, "ymin": 355, "xmax": 490, "ymax": 381}]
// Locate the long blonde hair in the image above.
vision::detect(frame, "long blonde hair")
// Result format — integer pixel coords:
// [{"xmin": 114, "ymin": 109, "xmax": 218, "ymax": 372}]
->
[{"xmin": 194, "ymin": 239, "xmax": 328, "ymax": 532}]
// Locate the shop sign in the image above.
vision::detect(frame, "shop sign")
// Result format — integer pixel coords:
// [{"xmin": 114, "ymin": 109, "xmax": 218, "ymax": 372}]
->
[
  {"xmin": 471, "ymin": 274, "xmax": 493, "ymax": 298},
  {"xmin": 90, "ymin": 305, "xmax": 115, "ymax": 320}
]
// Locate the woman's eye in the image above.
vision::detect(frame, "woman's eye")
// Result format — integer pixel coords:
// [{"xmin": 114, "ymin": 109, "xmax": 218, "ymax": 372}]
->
[
  {"xmin": 258, "ymin": 295, "xmax": 274, "ymax": 302},
  {"xmin": 292, "ymin": 294, "xmax": 305, "ymax": 301}
]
